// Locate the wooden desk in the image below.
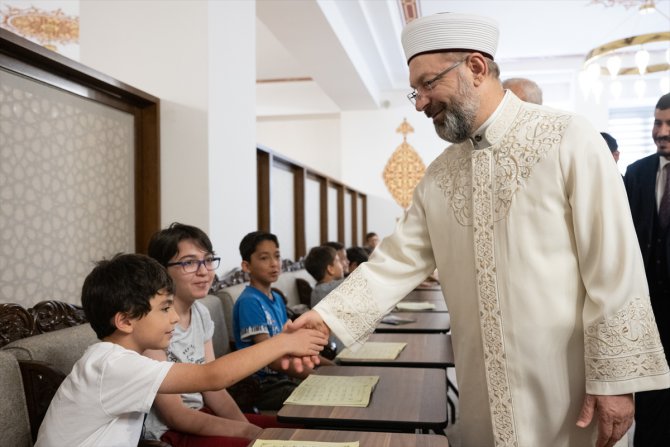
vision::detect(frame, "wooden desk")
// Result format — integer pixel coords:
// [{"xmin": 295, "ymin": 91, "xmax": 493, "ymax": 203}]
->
[
  {"xmin": 397, "ymin": 290, "xmax": 448, "ymax": 312},
  {"xmin": 337, "ymin": 333, "xmax": 454, "ymax": 368},
  {"xmin": 414, "ymin": 282, "xmax": 441, "ymax": 291},
  {"xmin": 250, "ymin": 428, "xmax": 449, "ymax": 446},
  {"xmin": 404, "ymin": 289, "xmax": 444, "ymax": 302},
  {"xmin": 277, "ymin": 366, "xmax": 447, "ymax": 434},
  {"xmin": 376, "ymin": 312, "xmax": 450, "ymax": 334}
]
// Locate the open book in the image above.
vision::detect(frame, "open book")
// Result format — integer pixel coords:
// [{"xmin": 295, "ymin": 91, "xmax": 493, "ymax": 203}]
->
[
  {"xmin": 283, "ymin": 375, "xmax": 379, "ymax": 407},
  {"xmin": 252, "ymin": 441, "xmax": 359, "ymax": 447},
  {"xmin": 336, "ymin": 342, "xmax": 407, "ymax": 360}
]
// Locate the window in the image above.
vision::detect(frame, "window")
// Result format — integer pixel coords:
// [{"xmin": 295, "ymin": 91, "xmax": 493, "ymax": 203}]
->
[{"xmin": 608, "ymin": 107, "xmax": 655, "ymax": 174}]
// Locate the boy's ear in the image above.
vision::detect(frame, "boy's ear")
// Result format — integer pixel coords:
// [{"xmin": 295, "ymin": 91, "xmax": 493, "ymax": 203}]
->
[
  {"xmin": 113, "ymin": 312, "xmax": 134, "ymax": 335},
  {"xmin": 241, "ymin": 260, "xmax": 250, "ymax": 273}
]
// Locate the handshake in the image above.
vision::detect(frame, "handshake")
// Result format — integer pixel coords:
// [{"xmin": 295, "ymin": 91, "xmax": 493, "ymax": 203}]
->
[{"xmin": 279, "ymin": 310, "xmax": 331, "ymax": 372}]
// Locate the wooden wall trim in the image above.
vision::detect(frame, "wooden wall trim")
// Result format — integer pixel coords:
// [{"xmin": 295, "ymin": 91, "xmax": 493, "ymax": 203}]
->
[
  {"xmin": 0, "ymin": 29, "xmax": 158, "ymax": 105},
  {"xmin": 293, "ymin": 166, "xmax": 306, "ymax": 258},
  {"xmin": 320, "ymin": 178, "xmax": 329, "ymax": 243},
  {"xmin": 256, "ymin": 146, "xmax": 369, "ymax": 257},
  {"xmin": 257, "ymin": 150, "xmax": 271, "ymax": 231},
  {"xmin": 336, "ymin": 183, "xmax": 345, "ymax": 243},
  {"xmin": 350, "ymin": 190, "xmax": 359, "ymax": 246},
  {"xmin": 134, "ymin": 104, "xmax": 161, "ymax": 253},
  {"xmin": 362, "ymin": 194, "xmax": 368, "ymax": 238}
]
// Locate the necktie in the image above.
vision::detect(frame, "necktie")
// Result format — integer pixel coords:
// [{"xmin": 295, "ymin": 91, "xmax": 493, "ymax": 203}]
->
[{"xmin": 660, "ymin": 164, "xmax": 670, "ymax": 230}]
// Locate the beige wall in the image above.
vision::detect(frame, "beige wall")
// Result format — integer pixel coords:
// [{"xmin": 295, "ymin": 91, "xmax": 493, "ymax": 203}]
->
[{"xmin": 80, "ymin": 0, "xmax": 257, "ymax": 272}]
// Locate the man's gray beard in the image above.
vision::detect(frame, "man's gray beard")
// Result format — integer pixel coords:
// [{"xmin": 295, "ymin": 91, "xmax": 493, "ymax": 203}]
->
[{"xmin": 434, "ymin": 73, "xmax": 479, "ymax": 143}]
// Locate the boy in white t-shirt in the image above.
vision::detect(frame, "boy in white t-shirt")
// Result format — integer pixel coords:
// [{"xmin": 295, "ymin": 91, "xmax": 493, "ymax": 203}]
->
[{"xmin": 35, "ymin": 253, "xmax": 326, "ymax": 447}]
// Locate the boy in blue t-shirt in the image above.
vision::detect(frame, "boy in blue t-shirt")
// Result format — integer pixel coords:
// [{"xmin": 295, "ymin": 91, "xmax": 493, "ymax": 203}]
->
[{"xmin": 233, "ymin": 231, "xmax": 333, "ymax": 410}]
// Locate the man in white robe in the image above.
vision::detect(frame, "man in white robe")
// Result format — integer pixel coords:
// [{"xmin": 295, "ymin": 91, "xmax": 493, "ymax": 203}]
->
[{"xmin": 291, "ymin": 12, "xmax": 670, "ymax": 447}]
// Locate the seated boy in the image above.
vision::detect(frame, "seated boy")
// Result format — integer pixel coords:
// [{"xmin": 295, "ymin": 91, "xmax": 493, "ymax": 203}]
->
[
  {"xmin": 144, "ymin": 223, "xmax": 289, "ymax": 447},
  {"xmin": 363, "ymin": 231, "xmax": 379, "ymax": 253},
  {"xmin": 345, "ymin": 246, "xmax": 369, "ymax": 275},
  {"xmin": 322, "ymin": 241, "xmax": 349, "ymax": 276},
  {"xmin": 304, "ymin": 245, "xmax": 345, "ymax": 308},
  {"xmin": 232, "ymin": 231, "xmax": 333, "ymax": 411},
  {"xmin": 36, "ymin": 253, "xmax": 326, "ymax": 447}
]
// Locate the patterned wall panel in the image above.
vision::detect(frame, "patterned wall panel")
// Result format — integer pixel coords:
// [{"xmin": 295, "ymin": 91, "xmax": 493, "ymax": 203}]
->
[{"xmin": 0, "ymin": 67, "xmax": 134, "ymax": 307}]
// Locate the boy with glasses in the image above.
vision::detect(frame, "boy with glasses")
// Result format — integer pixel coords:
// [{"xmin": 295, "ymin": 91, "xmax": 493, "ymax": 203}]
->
[{"xmin": 143, "ymin": 223, "xmax": 295, "ymax": 447}]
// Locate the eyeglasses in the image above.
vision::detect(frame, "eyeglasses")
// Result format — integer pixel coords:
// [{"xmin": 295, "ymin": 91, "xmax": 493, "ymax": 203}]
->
[
  {"xmin": 407, "ymin": 59, "xmax": 464, "ymax": 105},
  {"xmin": 166, "ymin": 257, "xmax": 221, "ymax": 273}
]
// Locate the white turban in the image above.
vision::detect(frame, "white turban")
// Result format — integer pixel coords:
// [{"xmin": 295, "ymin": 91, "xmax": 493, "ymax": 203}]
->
[{"xmin": 401, "ymin": 12, "xmax": 499, "ymax": 63}]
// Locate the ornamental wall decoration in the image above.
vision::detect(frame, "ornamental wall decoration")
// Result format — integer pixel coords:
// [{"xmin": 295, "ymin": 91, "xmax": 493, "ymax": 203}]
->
[
  {"xmin": 1, "ymin": 5, "xmax": 79, "ymax": 52},
  {"xmin": 383, "ymin": 118, "xmax": 425, "ymax": 209}
]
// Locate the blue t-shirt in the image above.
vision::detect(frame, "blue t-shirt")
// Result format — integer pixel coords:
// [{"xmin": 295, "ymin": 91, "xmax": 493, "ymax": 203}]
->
[{"xmin": 233, "ymin": 285, "xmax": 288, "ymax": 378}]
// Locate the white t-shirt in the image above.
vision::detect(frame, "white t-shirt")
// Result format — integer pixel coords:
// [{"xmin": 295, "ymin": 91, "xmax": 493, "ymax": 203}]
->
[{"xmin": 36, "ymin": 342, "xmax": 172, "ymax": 447}]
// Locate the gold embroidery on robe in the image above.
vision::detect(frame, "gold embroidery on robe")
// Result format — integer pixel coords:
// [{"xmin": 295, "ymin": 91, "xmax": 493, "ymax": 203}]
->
[
  {"xmin": 320, "ymin": 268, "xmax": 382, "ymax": 343},
  {"xmin": 585, "ymin": 297, "xmax": 669, "ymax": 381}
]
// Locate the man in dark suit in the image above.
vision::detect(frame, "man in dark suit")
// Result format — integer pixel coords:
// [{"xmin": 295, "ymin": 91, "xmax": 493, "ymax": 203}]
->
[{"xmin": 624, "ymin": 92, "xmax": 670, "ymax": 447}]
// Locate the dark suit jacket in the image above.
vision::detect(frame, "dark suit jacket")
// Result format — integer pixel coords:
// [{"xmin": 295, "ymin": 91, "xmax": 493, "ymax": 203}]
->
[{"xmin": 624, "ymin": 153, "xmax": 670, "ymax": 279}]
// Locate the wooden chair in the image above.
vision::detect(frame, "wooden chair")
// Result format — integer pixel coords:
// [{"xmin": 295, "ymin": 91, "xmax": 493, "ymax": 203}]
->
[
  {"xmin": 0, "ymin": 350, "xmax": 31, "ymax": 447},
  {"xmin": 30, "ymin": 300, "xmax": 87, "ymax": 334},
  {"xmin": 0, "ymin": 303, "xmax": 36, "ymax": 348}
]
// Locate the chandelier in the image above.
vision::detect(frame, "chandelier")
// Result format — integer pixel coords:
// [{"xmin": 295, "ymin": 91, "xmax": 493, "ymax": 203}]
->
[{"xmin": 580, "ymin": 0, "xmax": 670, "ymax": 100}]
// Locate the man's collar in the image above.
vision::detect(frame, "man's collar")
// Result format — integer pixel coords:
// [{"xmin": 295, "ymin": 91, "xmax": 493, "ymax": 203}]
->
[{"xmin": 470, "ymin": 91, "xmax": 521, "ymax": 149}]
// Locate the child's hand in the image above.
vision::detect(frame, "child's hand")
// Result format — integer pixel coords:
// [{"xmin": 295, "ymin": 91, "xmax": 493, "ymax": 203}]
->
[
  {"xmin": 278, "ymin": 351, "xmax": 321, "ymax": 372},
  {"xmin": 283, "ymin": 328, "xmax": 327, "ymax": 358},
  {"xmin": 282, "ymin": 310, "xmax": 330, "ymax": 371}
]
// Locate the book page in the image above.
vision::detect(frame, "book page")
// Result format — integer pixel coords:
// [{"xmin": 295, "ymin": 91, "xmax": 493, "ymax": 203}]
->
[
  {"xmin": 336, "ymin": 342, "xmax": 407, "ymax": 360},
  {"xmin": 396, "ymin": 301, "xmax": 435, "ymax": 310},
  {"xmin": 252, "ymin": 441, "xmax": 359, "ymax": 447},
  {"xmin": 283, "ymin": 375, "xmax": 380, "ymax": 407}
]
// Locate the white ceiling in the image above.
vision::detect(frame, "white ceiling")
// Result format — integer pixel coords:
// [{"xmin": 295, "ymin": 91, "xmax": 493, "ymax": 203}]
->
[{"xmin": 256, "ymin": 0, "xmax": 670, "ymax": 116}]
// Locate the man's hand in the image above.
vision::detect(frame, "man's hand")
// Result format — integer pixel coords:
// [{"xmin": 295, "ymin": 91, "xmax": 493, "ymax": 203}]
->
[
  {"xmin": 576, "ymin": 393, "xmax": 634, "ymax": 447},
  {"xmin": 280, "ymin": 311, "xmax": 331, "ymax": 371},
  {"xmin": 287, "ymin": 310, "xmax": 331, "ymax": 337}
]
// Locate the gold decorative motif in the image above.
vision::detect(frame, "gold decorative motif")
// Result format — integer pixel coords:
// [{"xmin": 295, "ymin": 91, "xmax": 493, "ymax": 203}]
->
[
  {"xmin": 319, "ymin": 268, "xmax": 382, "ymax": 344},
  {"xmin": 585, "ymin": 297, "xmax": 669, "ymax": 381},
  {"xmin": 383, "ymin": 118, "xmax": 426, "ymax": 209},
  {"xmin": 1, "ymin": 5, "xmax": 79, "ymax": 52}
]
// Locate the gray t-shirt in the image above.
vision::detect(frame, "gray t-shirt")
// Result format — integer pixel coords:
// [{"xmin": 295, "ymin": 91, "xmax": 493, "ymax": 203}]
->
[
  {"xmin": 144, "ymin": 300, "xmax": 214, "ymax": 440},
  {"xmin": 310, "ymin": 278, "xmax": 344, "ymax": 308}
]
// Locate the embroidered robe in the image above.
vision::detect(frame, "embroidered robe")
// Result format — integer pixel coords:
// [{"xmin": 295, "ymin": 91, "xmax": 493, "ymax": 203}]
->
[{"xmin": 314, "ymin": 94, "xmax": 670, "ymax": 446}]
